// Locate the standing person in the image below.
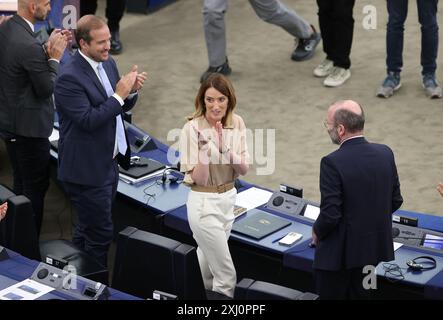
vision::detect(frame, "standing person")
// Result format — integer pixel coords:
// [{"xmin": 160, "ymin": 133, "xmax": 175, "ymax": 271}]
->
[
  {"xmin": 0, "ymin": 0, "xmax": 68, "ymax": 236},
  {"xmin": 314, "ymin": 0, "xmax": 355, "ymax": 87},
  {"xmin": 312, "ymin": 100, "xmax": 403, "ymax": 299},
  {"xmin": 80, "ymin": 0, "xmax": 126, "ymax": 54},
  {"xmin": 376, "ymin": 0, "xmax": 441, "ymax": 99},
  {"xmin": 179, "ymin": 74, "xmax": 249, "ymax": 297},
  {"xmin": 54, "ymin": 15, "xmax": 147, "ymax": 267},
  {"xmin": 200, "ymin": 0, "xmax": 321, "ymax": 82}
]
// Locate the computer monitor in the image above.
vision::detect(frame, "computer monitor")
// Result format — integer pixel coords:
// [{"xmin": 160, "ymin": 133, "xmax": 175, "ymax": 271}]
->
[{"xmin": 421, "ymin": 233, "xmax": 443, "ymax": 251}]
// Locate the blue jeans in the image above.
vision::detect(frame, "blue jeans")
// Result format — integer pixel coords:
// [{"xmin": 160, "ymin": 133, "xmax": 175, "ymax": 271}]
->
[{"xmin": 386, "ymin": 0, "xmax": 439, "ymax": 76}]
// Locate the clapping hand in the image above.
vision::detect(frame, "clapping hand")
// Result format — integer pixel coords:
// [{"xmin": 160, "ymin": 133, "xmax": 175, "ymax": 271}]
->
[
  {"xmin": 0, "ymin": 202, "xmax": 7, "ymax": 221},
  {"xmin": 46, "ymin": 29, "xmax": 68, "ymax": 60},
  {"xmin": 215, "ymin": 121, "xmax": 225, "ymax": 153},
  {"xmin": 116, "ymin": 69, "xmax": 137, "ymax": 99},
  {"xmin": 129, "ymin": 65, "xmax": 148, "ymax": 92},
  {"xmin": 191, "ymin": 123, "xmax": 209, "ymax": 151}
]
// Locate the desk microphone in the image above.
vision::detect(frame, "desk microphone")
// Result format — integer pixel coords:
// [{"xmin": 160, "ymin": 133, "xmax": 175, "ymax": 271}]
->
[
  {"xmin": 392, "ymin": 227, "xmax": 400, "ymax": 238},
  {"xmin": 391, "ymin": 227, "xmax": 443, "ymax": 242}
]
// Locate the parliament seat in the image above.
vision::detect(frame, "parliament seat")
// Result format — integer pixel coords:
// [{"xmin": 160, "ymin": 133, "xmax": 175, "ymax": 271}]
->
[
  {"xmin": 0, "ymin": 184, "xmax": 108, "ymax": 284},
  {"xmin": 234, "ymin": 278, "xmax": 318, "ymax": 300},
  {"xmin": 112, "ymin": 226, "xmax": 229, "ymax": 299}
]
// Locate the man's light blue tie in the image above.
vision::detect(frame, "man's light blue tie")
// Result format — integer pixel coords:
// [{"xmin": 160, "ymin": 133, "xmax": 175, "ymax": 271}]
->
[{"xmin": 97, "ymin": 63, "xmax": 127, "ymax": 157}]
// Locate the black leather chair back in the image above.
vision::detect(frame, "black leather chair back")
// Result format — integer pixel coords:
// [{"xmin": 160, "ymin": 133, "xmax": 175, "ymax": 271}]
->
[
  {"xmin": 0, "ymin": 184, "xmax": 108, "ymax": 284},
  {"xmin": 0, "ymin": 185, "xmax": 41, "ymax": 260},
  {"xmin": 234, "ymin": 278, "xmax": 319, "ymax": 300},
  {"xmin": 112, "ymin": 227, "xmax": 207, "ymax": 299}
]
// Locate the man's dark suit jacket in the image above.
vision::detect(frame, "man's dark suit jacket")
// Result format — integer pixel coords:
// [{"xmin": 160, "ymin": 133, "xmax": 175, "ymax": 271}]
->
[
  {"xmin": 0, "ymin": 15, "xmax": 59, "ymax": 138},
  {"xmin": 54, "ymin": 51, "xmax": 137, "ymax": 187},
  {"xmin": 313, "ymin": 137, "xmax": 403, "ymax": 271}
]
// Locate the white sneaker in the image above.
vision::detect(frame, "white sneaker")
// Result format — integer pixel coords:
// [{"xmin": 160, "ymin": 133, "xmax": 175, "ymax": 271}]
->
[
  {"xmin": 313, "ymin": 58, "xmax": 334, "ymax": 77},
  {"xmin": 323, "ymin": 67, "xmax": 351, "ymax": 87}
]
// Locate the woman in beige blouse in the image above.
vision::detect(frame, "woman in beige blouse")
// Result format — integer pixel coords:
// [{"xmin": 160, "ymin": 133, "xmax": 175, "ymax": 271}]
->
[{"xmin": 179, "ymin": 73, "xmax": 249, "ymax": 298}]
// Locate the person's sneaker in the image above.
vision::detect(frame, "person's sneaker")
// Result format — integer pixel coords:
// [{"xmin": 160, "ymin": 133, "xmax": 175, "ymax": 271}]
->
[
  {"xmin": 313, "ymin": 58, "xmax": 334, "ymax": 77},
  {"xmin": 200, "ymin": 59, "xmax": 232, "ymax": 83},
  {"xmin": 291, "ymin": 25, "xmax": 321, "ymax": 61},
  {"xmin": 376, "ymin": 72, "xmax": 401, "ymax": 98},
  {"xmin": 323, "ymin": 67, "xmax": 351, "ymax": 87},
  {"xmin": 422, "ymin": 74, "xmax": 442, "ymax": 99},
  {"xmin": 110, "ymin": 31, "xmax": 123, "ymax": 55}
]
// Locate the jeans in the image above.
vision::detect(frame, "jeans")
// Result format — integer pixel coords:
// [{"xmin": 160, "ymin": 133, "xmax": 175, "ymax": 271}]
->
[{"xmin": 386, "ymin": 0, "xmax": 439, "ymax": 75}]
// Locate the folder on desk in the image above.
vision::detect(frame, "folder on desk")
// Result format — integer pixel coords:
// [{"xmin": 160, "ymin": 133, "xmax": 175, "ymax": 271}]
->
[
  {"xmin": 119, "ymin": 157, "xmax": 165, "ymax": 179},
  {"xmin": 232, "ymin": 209, "xmax": 291, "ymax": 240}
]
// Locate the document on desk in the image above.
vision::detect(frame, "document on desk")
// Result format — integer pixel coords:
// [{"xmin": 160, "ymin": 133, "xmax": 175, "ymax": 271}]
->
[
  {"xmin": 304, "ymin": 204, "xmax": 320, "ymax": 221},
  {"xmin": 235, "ymin": 187, "xmax": 273, "ymax": 212},
  {"xmin": 0, "ymin": 278, "xmax": 54, "ymax": 300},
  {"xmin": 393, "ymin": 242, "xmax": 404, "ymax": 251}
]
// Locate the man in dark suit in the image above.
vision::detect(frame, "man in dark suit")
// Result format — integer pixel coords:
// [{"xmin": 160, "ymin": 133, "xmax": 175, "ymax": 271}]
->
[
  {"xmin": 54, "ymin": 15, "xmax": 147, "ymax": 267},
  {"xmin": 0, "ymin": 0, "xmax": 68, "ymax": 236},
  {"xmin": 312, "ymin": 100, "xmax": 403, "ymax": 299}
]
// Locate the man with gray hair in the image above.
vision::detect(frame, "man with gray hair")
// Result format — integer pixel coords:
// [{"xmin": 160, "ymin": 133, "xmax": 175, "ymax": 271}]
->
[{"xmin": 311, "ymin": 100, "xmax": 403, "ymax": 299}]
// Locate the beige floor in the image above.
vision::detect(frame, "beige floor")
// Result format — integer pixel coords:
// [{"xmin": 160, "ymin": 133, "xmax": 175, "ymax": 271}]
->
[
  {"xmin": 0, "ymin": 0, "xmax": 442, "ymax": 244},
  {"xmin": 113, "ymin": 0, "xmax": 443, "ymax": 216}
]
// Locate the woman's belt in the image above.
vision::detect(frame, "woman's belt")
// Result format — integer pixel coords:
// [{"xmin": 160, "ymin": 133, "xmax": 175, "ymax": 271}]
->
[{"xmin": 191, "ymin": 182, "xmax": 235, "ymax": 194}]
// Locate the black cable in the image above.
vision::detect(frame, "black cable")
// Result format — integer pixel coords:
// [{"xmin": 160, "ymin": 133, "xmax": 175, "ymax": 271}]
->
[{"xmin": 382, "ymin": 262, "xmax": 406, "ymax": 283}]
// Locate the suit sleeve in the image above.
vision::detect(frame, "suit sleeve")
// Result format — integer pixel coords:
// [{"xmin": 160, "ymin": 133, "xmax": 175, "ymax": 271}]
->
[
  {"xmin": 122, "ymin": 93, "xmax": 138, "ymax": 113},
  {"xmin": 55, "ymin": 72, "xmax": 122, "ymax": 132},
  {"xmin": 313, "ymin": 156, "xmax": 343, "ymax": 240},
  {"xmin": 22, "ymin": 41, "xmax": 59, "ymax": 99},
  {"xmin": 390, "ymin": 150, "xmax": 403, "ymax": 212}
]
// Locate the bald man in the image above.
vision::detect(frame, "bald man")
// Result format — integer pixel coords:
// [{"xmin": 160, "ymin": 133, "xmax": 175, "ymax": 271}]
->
[
  {"xmin": 311, "ymin": 100, "xmax": 403, "ymax": 299},
  {"xmin": 0, "ymin": 0, "xmax": 68, "ymax": 236}
]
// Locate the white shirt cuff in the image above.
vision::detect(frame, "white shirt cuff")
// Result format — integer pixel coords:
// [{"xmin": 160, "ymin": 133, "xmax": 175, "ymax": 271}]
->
[
  {"xmin": 48, "ymin": 58, "xmax": 60, "ymax": 63},
  {"xmin": 112, "ymin": 93, "xmax": 124, "ymax": 106}
]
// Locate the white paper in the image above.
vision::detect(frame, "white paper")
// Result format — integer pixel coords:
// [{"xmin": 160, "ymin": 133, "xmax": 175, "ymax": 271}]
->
[
  {"xmin": 393, "ymin": 242, "xmax": 403, "ymax": 251},
  {"xmin": 49, "ymin": 128, "xmax": 59, "ymax": 142},
  {"xmin": 304, "ymin": 204, "xmax": 320, "ymax": 221},
  {"xmin": 0, "ymin": 278, "xmax": 54, "ymax": 300},
  {"xmin": 235, "ymin": 187, "xmax": 272, "ymax": 211}
]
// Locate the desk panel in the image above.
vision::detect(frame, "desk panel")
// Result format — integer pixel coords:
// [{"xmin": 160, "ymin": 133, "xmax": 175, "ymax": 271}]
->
[{"xmin": 0, "ymin": 249, "xmax": 140, "ymax": 300}]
